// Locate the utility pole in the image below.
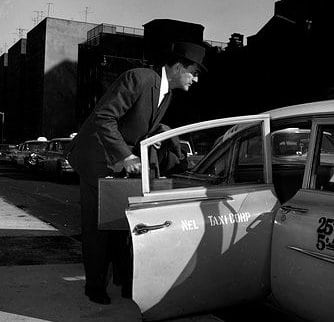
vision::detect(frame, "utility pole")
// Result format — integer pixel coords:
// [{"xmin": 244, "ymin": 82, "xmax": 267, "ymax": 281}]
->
[
  {"xmin": 83, "ymin": 6, "xmax": 93, "ymax": 23},
  {"xmin": 46, "ymin": 2, "xmax": 54, "ymax": 17}
]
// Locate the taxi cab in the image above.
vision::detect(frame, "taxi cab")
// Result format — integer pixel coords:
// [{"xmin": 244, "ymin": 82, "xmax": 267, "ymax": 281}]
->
[
  {"xmin": 13, "ymin": 138, "xmax": 48, "ymax": 167},
  {"xmin": 32, "ymin": 137, "xmax": 74, "ymax": 179},
  {"xmin": 99, "ymin": 99, "xmax": 334, "ymax": 321}
]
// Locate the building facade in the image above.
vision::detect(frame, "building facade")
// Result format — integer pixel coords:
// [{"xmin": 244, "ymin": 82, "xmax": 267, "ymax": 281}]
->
[
  {"xmin": 76, "ymin": 23, "xmax": 145, "ymax": 126},
  {"xmin": 2, "ymin": 17, "xmax": 96, "ymax": 143},
  {"xmin": 24, "ymin": 18, "xmax": 97, "ymax": 141},
  {"xmin": 6, "ymin": 39, "xmax": 26, "ymax": 142}
]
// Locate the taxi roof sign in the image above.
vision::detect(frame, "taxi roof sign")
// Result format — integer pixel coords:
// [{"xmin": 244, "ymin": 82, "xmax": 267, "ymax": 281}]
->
[{"xmin": 37, "ymin": 136, "xmax": 48, "ymax": 141}]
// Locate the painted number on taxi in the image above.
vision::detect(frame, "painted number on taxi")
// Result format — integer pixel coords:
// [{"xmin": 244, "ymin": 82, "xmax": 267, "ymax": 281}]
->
[{"xmin": 316, "ymin": 217, "xmax": 334, "ymax": 251}]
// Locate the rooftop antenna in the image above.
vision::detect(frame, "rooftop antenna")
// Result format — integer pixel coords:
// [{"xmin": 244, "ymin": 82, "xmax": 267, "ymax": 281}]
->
[
  {"xmin": 46, "ymin": 3, "xmax": 54, "ymax": 17},
  {"xmin": 83, "ymin": 6, "xmax": 93, "ymax": 23}
]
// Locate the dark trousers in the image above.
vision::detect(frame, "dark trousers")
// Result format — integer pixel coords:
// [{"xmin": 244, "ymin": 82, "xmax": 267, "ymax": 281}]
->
[{"xmin": 80, "ymin": 178, "xmax": 132, "ymax": 294}]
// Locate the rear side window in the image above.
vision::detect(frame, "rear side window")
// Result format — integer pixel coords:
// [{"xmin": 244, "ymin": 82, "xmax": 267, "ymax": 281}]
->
[
  {"xmin": 271, "ymin": 120, "xmax": 312, "ymax": 203},
  {"xmin": 311, "ymin": 125, "xmax": 334, "ymax": 193}
]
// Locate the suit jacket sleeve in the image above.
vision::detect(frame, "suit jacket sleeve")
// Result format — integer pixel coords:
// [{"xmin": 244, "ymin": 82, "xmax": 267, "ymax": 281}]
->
[{"xmin": 93, "ymin": 69, "xmax": 148, "ymax": 164}]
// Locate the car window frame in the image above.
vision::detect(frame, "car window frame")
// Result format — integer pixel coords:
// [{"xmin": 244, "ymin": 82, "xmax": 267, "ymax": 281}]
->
[
  {"xmin": 304, "ymin": 117, "xmax": 334, "ymax": 190},
  {"xmin": 138, "ymin": 114, "xmax": 272, "ymax": 196}
]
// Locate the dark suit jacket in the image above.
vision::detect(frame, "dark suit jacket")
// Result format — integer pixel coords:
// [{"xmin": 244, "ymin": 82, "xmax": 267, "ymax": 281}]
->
[{"xmin": 68, "ymin": 68, "xmax": 171, "ymax": 186}]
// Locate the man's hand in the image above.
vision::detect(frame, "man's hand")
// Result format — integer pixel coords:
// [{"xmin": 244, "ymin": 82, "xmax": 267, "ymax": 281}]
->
[{"xmin": 123, "ymin": 154, "xmax": 141, "ymax": 174}]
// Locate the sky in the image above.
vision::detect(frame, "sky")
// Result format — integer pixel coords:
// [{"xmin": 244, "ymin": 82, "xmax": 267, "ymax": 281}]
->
[{"xmin": 0, "ymin": 0, "xmax": 276, "ymax": 54}]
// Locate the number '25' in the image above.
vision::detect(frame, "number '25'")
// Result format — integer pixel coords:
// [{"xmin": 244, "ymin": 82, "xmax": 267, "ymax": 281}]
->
[{"xmin": 317, "ymin": 217, "xmax": 334, "ymax": 235}]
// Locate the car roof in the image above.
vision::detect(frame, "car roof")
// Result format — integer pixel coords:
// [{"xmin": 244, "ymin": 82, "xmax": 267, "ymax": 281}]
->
[
  {"xmin": 24, "ymin": 140, "xmax": 49, "ymax": 144},
  {"xmin": 49, "ymin": 138, "xmax": 72, "ymax": 142},
  {"xmin": 264, "ymin": 99, "xmax": 334, "ymax": 120},
  {"xmin": 220, "ymin": 100, "xmax": 334, "ymax": 144}
]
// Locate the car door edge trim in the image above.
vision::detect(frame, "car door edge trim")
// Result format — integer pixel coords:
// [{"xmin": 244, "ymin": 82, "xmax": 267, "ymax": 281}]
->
[
  {"xmin": 140, "ymin": 114, "xmax": 271, "ymax": 194},
  {"xmin": 287, "ymin": 245, "xmax": 334, "ymax": 264}
]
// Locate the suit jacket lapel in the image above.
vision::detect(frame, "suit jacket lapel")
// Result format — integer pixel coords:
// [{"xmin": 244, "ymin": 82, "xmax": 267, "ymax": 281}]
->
[
  {"xmin": 150, "ymin": 91, "xmax": 172, "ymax": 133},
  {"xmin": 150, "ymin": 74, "xmax": 161, "ymax": 128}
]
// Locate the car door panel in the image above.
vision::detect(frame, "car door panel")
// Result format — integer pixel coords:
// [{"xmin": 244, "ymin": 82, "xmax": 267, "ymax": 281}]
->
[
  {"xmin": 126, "ymin": 185, "xmax": 278, "ymax": 321},
  {"xmin": 271, "ymin": 191, "xmax": 334, "ymax": 322},
  {"xmin": 271, "ymin": 119, "xmax": 334, "ymax": 322}
]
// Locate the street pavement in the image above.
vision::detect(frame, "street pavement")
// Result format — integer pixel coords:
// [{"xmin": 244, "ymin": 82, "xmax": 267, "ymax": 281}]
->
[{"xmin": 0, "ymin": 193, "xmax": 222, "ymax": 322}]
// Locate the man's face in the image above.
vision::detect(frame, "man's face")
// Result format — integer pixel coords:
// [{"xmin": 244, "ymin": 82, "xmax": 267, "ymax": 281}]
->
[{"xmin": 169, "ymin": 63, "xmax": 200, "ymax": 91}]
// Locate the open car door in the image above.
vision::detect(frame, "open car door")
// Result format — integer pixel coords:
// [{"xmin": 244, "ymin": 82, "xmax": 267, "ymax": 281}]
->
[{"xmin": 125, "ymin": 114, "xmax": 279, "ymax": 321}]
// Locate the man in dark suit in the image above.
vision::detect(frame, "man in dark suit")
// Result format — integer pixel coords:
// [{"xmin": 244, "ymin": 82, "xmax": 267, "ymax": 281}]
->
[{"xmin": 67, "ymin": 42, "xmax": 206, "ymax": 305}]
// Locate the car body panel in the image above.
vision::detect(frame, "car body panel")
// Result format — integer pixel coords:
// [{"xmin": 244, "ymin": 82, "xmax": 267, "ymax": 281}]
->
[
  {"xmin": 271, "ymin": 190, "xmax": 334, "ymax": 322},
  {"xmin": 271, "ymin": 117, "xmax": 334, "ymax": 322},
  {"xmin": 127, "ymin": 185, "xmax": 278, "ymax": 320}
]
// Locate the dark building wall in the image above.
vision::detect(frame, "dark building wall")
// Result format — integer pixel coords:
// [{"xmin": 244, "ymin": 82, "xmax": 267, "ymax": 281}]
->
[
  {"xmin": 7, "ymin": 39, "xmax": 26, "ymax": 142},
  {"xmin": 0, "ymin": 53, "xmax": 8, "ymax": 112},
  {"xmin": 76, "ymin": 31, "xmax": 145, "ymax": 126},
  {"xmin": 0, "ymin": 54, "xmax": 8, "ymax": 143},
  {"xmin": 25, "ymin": 20, "xmax": 47, "ymax": 140},
  {"xmin": 239, "ymin": 0, "xmax": 334, "ymax": 114}
]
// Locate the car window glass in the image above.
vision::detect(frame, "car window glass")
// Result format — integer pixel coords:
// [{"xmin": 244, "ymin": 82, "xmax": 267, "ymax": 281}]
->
[
  {"xmin": 311, "ymin": 125, "xmax": 334, "ymax": 193},
  {"xmin": 54, "ymin": 142, "xmax": 60, "ymax": 151},
  {"xmin": 149, "ymin": 122, "xmax": 265, "ymax": 192},
  {"xmin": 270, "ymin": 120, "xmax": 312, "ymax": 203},
  {"xmin": 233, "ymin": 129, "xmax": 264, "ymax": 184},
  {"xmin": 29, "ymin": 142, "xmax": 48, "ymax": 151},
  {"xmin": 148, "ymin": 125, "xmax": 234, "ymax": 191}
]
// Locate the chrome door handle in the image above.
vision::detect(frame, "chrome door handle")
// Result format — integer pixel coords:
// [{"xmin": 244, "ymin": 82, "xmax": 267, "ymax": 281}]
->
[
  {"xmin": 280, "ymin": 205, "xmax": 308, "ymax": 214},
  {"xmin": 133, "ymin": 221, "xmax": 172, "ymax": 235}
]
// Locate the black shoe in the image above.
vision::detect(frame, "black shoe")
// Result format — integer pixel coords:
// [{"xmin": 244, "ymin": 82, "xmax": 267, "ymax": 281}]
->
[{"xmin": 85, "ymin": 288, "xmax": 111, "ymax": 305}]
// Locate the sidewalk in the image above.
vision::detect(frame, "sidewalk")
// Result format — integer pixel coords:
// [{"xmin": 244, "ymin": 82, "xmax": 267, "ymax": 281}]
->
[{"xmin": 0, "ymin": 197, "xmax": 222, "ymax": 322}]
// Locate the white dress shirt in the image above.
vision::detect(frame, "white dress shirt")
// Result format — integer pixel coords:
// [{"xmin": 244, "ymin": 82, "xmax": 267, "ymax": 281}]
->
[{"xmin": 158, "ymin": 67, "xmax": 169, "ymax": 108}]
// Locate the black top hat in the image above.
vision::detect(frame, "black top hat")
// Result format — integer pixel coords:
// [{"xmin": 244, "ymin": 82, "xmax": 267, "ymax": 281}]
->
[{"xmin": 171, "ymin": 41, "xmax": 207, "ymax": 72}]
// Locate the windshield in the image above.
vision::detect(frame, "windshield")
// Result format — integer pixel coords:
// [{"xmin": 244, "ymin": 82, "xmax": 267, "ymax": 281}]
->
[{"xmin": 27, "ymin": 142, "xmax": 48, "ymax": 152}]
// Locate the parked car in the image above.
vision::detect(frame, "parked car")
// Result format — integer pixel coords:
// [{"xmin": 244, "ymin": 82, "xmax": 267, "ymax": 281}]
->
[
  {"xmin": 31, "ymin": 137, "xmax": 74, "ymax": 179},
  {"xmin": 12, "ymin": 139, "xmax": 49, "ymax": 167},
  {"xmin": 0, "ymin": 144, "xmax": 18, "ymax": 163},
  {"xmin": 99, "ymin": 99, "xmax": 334, "ymax": 321}
]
